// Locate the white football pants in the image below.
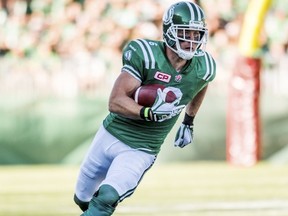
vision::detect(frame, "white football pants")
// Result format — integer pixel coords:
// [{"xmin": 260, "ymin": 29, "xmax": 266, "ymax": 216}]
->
[{"xmin": 75, "ymin": 124, "xmax": 157, "ymax": 202}]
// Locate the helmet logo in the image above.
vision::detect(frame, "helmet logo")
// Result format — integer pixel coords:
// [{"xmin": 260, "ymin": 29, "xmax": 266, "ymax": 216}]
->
[{"xmin": 163, "ymin": 6, "xmax": 174, "ymax": 25}]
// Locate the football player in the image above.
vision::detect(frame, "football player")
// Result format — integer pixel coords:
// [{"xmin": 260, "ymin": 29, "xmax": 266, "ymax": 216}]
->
[{"xmin": 74, "ymin": 1, "xmax": 216, "ymax": 215}]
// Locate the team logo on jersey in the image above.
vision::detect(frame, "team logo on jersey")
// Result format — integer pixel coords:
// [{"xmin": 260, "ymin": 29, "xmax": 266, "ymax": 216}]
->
[
  {"xmin": 124, "ymin": 50, "xmax": 132, "ymax": 61},
  {"xmin": 154, "ymin": 71, "xmax": 171, "ymax": 83},
  {"xmin": 175, "ymin": 74, "xmax": 182, "ymax": 83}
]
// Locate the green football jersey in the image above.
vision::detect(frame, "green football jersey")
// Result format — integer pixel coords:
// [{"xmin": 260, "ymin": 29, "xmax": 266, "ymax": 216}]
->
[{"xmin": 103, "ymin": 39, "xmax": 216, "ymax": 154}]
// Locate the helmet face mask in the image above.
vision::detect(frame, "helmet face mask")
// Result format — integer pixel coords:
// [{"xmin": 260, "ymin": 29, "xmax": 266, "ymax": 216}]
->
[{"xmin": 163, "ymin": 1, "xmax": 208, "ymax": 60}]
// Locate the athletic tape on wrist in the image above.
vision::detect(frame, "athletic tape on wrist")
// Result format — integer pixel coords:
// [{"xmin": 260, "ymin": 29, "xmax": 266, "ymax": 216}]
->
[{"xmin": 183, "ymin": 113, "xmax": 195, "ymax": 125}]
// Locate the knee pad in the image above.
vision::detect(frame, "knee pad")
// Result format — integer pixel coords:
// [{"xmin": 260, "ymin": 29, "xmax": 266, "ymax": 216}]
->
[{"xmin": 74, "ymin": 194, "xmax": 89, "ymax": 212}]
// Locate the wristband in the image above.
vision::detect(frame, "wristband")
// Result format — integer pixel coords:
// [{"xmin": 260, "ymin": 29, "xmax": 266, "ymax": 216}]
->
[
  {"xmin": 183, "ymin": 113, "xmax": 195, "ymax": 125},
  {"xmin": 140, "ymin": 107, "xmax": 152, "ymax": 121}
]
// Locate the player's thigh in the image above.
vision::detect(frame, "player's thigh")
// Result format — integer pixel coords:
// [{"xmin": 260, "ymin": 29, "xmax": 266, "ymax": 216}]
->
[
  {"xmin": 102, "ymin": 148, "xmax": 157, "ymax": 201},
  {"xmin": 75, "ymin": 125, "xmax": 116, "ymax": 201}
]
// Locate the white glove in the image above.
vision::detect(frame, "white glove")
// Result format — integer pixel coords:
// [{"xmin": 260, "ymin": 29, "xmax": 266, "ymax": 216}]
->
[
  {"xmin": 174, "ymin": 123, "xmax": 194, "ymax": 148},
  {"xmin": 151, "ymin": 88, "xmax": 184, "ymax": 122}
]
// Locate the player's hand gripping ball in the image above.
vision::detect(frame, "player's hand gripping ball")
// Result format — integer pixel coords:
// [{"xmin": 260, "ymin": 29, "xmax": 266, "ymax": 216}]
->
[{"xmin": 133, "ymin": 84, "xmax": 177, "ymax": 107}]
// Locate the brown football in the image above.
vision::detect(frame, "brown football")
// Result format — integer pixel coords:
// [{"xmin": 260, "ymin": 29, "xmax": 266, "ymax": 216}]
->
[{"xmin": 133, "ymin": 84, "xmax": 177, "ymax": 107}]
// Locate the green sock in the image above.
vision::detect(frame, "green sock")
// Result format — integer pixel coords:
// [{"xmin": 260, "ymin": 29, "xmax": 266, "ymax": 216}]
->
[{"xmin": 81, "ymin": 185, "xmax": 119, "ymax": 216}]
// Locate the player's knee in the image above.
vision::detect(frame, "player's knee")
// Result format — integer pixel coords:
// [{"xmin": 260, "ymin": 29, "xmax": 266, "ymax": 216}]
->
[
  {"xmin": 74, "ymin": 194, "xmax": 89, "ymax": 212},
  {"xmin": 96, "ymin": 184, "xmax": 120, "ymax": 207}
]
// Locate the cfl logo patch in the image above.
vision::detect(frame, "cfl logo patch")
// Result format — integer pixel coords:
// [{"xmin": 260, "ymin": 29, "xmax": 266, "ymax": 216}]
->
[
  {"xmin": 154, "ymin": 71, "xmax": 171, "ymax": 83},
  {"xmin": 175, "ymin": 74, "xmax": 182, "ymax": 83}
]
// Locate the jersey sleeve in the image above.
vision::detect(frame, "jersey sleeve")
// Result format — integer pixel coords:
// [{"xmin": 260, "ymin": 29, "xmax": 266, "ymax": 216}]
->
[
  {"xmin": 196, "ymin": 51, "xmax": 216, "ymax": 82},
  {"xmin": 203, "ymin": 52, "xmax": 216, "ymax": 82},
  {"xmin": 121, "ymin": 40, "xmax": 146, "ymax": 83}
]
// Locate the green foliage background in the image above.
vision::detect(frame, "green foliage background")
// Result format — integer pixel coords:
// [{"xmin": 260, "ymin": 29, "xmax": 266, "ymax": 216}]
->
[{"xmin": 0, "ymin": 96, "xmax": 108, "ymax": 164}]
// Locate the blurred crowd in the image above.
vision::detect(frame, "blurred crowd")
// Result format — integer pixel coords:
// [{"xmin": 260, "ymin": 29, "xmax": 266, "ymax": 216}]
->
[{"xmin": 0, "ymin": 0, "xmax": 287, "ymax": 99}]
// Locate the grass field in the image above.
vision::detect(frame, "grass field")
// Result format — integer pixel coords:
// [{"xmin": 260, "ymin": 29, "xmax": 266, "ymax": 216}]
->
[{"xmin": 0, "ymin": 162, "xmax": 288, "ymax": 216}]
